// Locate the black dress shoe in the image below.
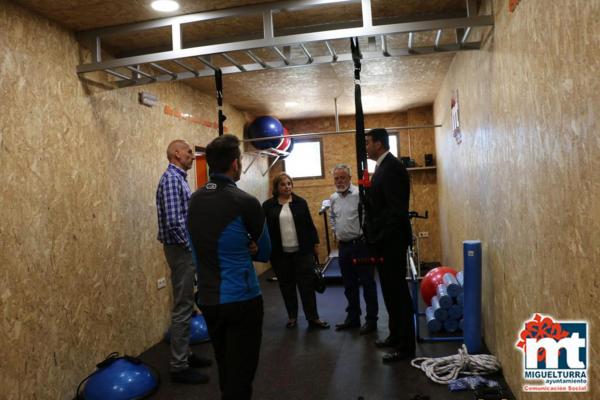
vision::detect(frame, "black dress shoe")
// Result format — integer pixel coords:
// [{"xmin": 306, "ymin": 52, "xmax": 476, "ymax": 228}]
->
[
  {"xmin": 286, "ymin": 319, "xmax": 298, "ymax": 329},
  {"xmin": 188, "ymin": 353, "xmax": 212, "ymax": 368},
  {"xmin": 359, "ymin": 322, "xmax": 377, "ymax": 335},
  {"xmin": 308, "ymin": 320, "xmax": 330, "ymax": 330},
  {"xmin": 171, "ymin": 368, "xmax": 210, "ymax": 384},
  {"xmin": 335, "ymin": 321, "xmax": 360, "ymax": 331},
  {"xmin": 374, "ymin": 336, "xmax": 399, "ymax": 348},
  {"xmin": 382, "ymin": 349, "xmax": 416, "ymax": 364}
]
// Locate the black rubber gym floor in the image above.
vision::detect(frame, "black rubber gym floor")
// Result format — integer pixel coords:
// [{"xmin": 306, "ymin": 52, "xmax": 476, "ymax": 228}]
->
[{"xmin": 140, "ymin": 269, "xmax": 514, "ymax": 400}]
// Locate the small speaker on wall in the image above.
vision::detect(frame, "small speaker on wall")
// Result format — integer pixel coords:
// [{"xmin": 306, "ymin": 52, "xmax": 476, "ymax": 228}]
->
[
  {"xmin": 424, "ymin": 154, "xmax": 434, "ymax": 166},
  {"xmin": 139, "ymin": 91, "xmax": 158, "ymax": 107}
]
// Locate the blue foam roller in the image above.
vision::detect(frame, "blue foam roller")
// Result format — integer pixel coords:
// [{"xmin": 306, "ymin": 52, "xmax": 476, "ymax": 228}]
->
[
  {"xmin": 435, "ymin": 284, "xmax": 453, "ymax": 308},
  {"xmin": 463, "ymin": 240, "xmax": 482, "ymax": 353},
  {"xmin": 443, "ymin": 273, "xmax": 462, "ymax": 297},
  {"xmin": 456, "ymin": 292, "xmax": 464, "ymax": 306},
  {"xmin": 444, "ymin": 318, "xmax": 459, "ymax": 333},
  {"xmin": 425, "ymin": 306, "xmax": 442, "ymax": 333},
  {"xmin": 83, "ymin": 358, "xmax": 158, "ymax": 400},
  {"xmin": 431, "ymin": 295, "xmax": 448, "ymax": 321},
  {"xmin": 449, "ymin": 304, "xmax": 463, "ymax": 320},
  {"xmin": 456, "ymin": 271, "xmax": 464, "ymax": 287}
]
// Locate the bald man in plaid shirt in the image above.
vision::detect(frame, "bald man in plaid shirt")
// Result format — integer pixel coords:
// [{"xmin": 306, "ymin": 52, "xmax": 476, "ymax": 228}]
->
[{"xmin": 156, "ymin": 139, "xmax": 212, "ymax": 384}]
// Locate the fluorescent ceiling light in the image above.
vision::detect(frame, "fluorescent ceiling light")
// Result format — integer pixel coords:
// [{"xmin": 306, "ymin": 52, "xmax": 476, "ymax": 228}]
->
[
  {"xmin": 151, "ymin": 0, "xmax": 180, "ymax": 12},
  {"xmin": 284, "ymin": 101, "xmax": 298, "ymax": 107}
]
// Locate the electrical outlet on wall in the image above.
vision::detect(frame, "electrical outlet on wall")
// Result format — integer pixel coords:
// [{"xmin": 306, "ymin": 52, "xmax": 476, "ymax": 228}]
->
[
  {"xmin": 418, "ymin": 231, "xmax": 429, "ymax": 238},
  {"xmin": 157, "ymin": 277, "xmax": 167, "ymax": 290}
]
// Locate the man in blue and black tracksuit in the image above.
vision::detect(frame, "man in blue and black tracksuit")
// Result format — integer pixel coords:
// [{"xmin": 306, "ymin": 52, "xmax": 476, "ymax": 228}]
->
[{"xmin": 188, "ymin": 134, "xmax": 271, "ymax": 400}]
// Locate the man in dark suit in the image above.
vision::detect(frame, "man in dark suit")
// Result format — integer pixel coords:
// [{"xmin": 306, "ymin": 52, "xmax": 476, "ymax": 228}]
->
[{"xmin": 365, "ymin": 128, "xmax": 415, "ymax": 363}]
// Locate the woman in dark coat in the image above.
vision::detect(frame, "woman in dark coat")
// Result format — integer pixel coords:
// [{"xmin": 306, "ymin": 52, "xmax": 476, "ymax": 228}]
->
[{"xmin": 262, "ymin": 172, "xmax": 329, "ymax": 329}]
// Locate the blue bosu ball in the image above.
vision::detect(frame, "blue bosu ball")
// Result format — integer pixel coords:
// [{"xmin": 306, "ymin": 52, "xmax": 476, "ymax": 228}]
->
[
  {"xmin": 165, "ymin": 313, "xmax": 210, "ymax": 344},
  {"xmin": 83, "ymin": 358, "xmax": 158, "ymax": 400},
  {"xmin": 190, "ymin": 313, "xmax": 210, "ymax": 343},
  {"xmin": 247, "ymin": 116, "xmax": 284, "ymax": 150}
]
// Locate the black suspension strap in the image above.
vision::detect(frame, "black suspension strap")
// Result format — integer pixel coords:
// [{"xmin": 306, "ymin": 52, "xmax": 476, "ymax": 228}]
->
[
  {"xmin": 350, "ymin": 37, "xmax": 371, "ymax": 241},
  {"xmin": 215, "ymin": 69, "xmax": 227, "ymax": 136}
]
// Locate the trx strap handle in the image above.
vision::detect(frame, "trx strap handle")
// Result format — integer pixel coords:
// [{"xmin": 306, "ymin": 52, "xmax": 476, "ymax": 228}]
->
[
  {"xmin": 215, "ymin": 69, "xmax": 227, "ymax": 136},
  {"xmin": 350, "ymin": 37, "xmax": 371, "ymax": 241}
]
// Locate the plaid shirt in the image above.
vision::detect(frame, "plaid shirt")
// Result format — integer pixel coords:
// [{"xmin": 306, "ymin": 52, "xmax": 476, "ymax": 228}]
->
[{"xmin": 156, "ymin": 164, "xmax": 192, "ymax": 249}]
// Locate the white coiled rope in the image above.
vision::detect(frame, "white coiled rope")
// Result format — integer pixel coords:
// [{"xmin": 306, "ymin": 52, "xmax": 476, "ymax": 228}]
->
[{"xmin": 410, "ymin": 345, "xmax": 502, "ymax": 384}]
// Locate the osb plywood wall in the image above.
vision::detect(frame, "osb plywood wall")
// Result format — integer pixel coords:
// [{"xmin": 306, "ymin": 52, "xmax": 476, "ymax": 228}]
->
[
  {"xmin": 276, "ymin": 108, "xmax": 441, "ymax": 265},
  {"xmin": 238, "ymin": 152, "xmax": 271, "ymax": 275},
  {"xmin": 433, "ymin": 0, "xmax": 599, "ymax": 398},
  {"xmin": 0, "ymin": 3, "xmax": 268, "ymax": 399}
]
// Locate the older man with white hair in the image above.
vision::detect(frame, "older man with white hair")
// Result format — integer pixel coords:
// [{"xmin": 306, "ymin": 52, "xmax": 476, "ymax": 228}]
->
[{"xmin": 329, "ymin": 164, "xmax": 378, "ymax": 335}]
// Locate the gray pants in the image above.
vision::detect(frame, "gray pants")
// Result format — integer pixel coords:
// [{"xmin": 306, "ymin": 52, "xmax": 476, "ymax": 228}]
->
[{"xmin": 163, "ymin": 244, "xmax": 196, "ymax": 372}]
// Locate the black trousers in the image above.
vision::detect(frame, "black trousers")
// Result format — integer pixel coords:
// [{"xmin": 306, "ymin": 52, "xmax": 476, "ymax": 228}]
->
[
  {"xmin": 199, "ymin": 296, "xmax": 263, "ymax": 400},
  {"xmin": 376, "ymin": 240, "xmax": 415, "ymax": 352},
  {"xmin": 270, "ymin": 251, "xmax": 319, "ymax": 321},
  {"xmin": 338, "ymin": 240, "xmax": 378, "ymax": 323}
]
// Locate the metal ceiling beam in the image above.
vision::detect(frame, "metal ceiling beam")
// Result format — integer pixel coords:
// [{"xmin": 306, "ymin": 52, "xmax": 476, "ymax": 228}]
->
[
  {"xmin": 273, "ymin": 46, "xmax": 290, "ymax": 65},
  {"xmin": 112, "ymin": 42, "xmax": 480, "ymax": 87},
  {"xmin": 77, "ymin": 14, "xmax": 492, "ymax": 74},
  {"xmin": 325, "ymin": 41, "xmax": 338, "ymax": 61},
  {"xmin": 408, "ymin": 32, "xmax": 415, "ymax": 54},
  {"xmin": 380, "ymin": 35, "xmax": 390, "ymax": 57},
  {"xmin": 196, "ymin": 56, "xmax": 218, "ymax": 70},
  {"xmin": 221, "ymin": 53, "xmax": 246, "ymax": 71},
  {"xmin": 434, "ymin": 30, "xmax": 443, "ymax": 50},
  {"xmin": 466, "ymin": 0, "xmax": 478, "ymax": 17},
  {"xmin": 115, "ymin": 11, "xmax": 463, "ymax": 56},
  {"xmin": 105, "ymin": 69, "xmax": 132, "ymax": 81},
  {"xmin": 76, "ymin": 0, "xmax": 492, "ymax": 70},
  {"xmin": 150, "ymin": 62, "xmax": 176, "ymax": 78},
  {"xmin": 126, "ymin": 65, "xmax": 155, "ymax": 81},
  {"xmin": 75, "ymin": 0, "xmax": 493, "ymax": 85},
  {"xmin": 246, "ymin": 50, "xmax": 270, "ymax": 68},
  {"xmin": 299, "ymin": 43, "xmax": 313, "ymax": 64},
  {"xmin": 241, "ymin": 125, "xmax": 443, "ymax": 144},
  {"xmin": 172, "ymin": 60, "xmax": 199, "ymax": 76},
  {"xmin": 460, "ymin": 27, "xmax": 472, "ymax": 45}
]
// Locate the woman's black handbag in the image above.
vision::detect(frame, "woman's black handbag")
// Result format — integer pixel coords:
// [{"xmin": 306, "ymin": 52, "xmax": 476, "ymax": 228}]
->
[{"xmin": 313, "ymin": 258, "xmax": 326, "ymax": 294}]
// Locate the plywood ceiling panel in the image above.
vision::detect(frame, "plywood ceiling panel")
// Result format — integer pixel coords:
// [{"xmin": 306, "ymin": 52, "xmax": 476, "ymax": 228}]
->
[
  {"xmin": 10, "ymin": 0, "xmax": 280, "ymax": 31},
  {"xmin": 186, "ymin": 53, "xmax": 455, "ymax": 119},
  {"xmin": 12, "ymin": 0, "xmax": 467, "ymax": 32},
  {"xmin": 11, "ymin": 0, "xmax": 477, "ymax": 119}
]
